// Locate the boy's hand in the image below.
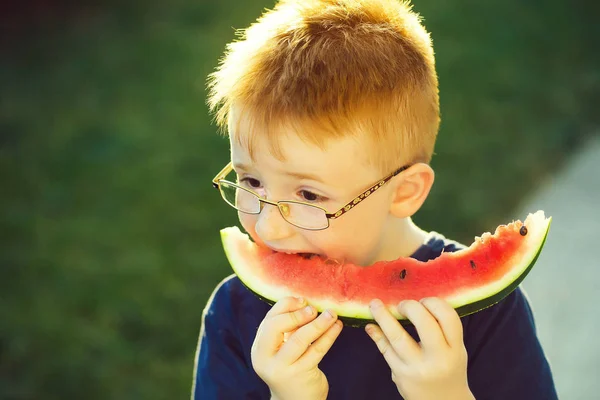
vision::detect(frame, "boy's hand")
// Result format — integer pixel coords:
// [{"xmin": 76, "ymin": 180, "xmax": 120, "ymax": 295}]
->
[
  {"xmin": 251, "ymin": 296, "xmax": 343, "ymax": 400},
  {"xmin": 366, "ymin": 297, "xmax": 475, "ymax": 400}
]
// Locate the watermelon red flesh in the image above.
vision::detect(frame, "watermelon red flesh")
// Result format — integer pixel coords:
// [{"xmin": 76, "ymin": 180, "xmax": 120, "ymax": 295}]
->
[{"xmin": 222, "ymin": 211, "xmax": 551, "ymax": 325}]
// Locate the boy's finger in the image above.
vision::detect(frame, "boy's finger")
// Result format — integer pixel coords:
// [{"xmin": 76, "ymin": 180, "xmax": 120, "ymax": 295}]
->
[
  {"xmin": 399, "ymin": 300, "xmax": 447, "ymax": 352},
  {"xmin": 296, "ymin": 319, "xmax": 344, "ymax": 370},
  {"xmin": 266, "ymin": 296, "xmax": 307, "ymax": 318},
  {"xmin": 276, "ymin": 309, "xmax": 339, "ymax": 364},
  {"xmin": 282, "ymin": 329, "xmax": 298, "ymax": 343},
  {"xmin": 419, "ymin": 297, "xmax": 464, "ymax": 348},
  {"xmin": 365, "ymin": 324, "xmax": 405, "ymax": 371},
  {"xmin": 369, "ymin": 299, "xmax": 420, "ymax": 362},
  {"xmin": 260, "ymin": 304, "xmax": 318, "ymax": 355}
]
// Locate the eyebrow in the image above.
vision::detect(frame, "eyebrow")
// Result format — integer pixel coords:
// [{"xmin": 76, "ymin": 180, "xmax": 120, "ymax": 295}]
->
[
  {"xmin": 233, "ymin": 162, "xmax": 325, "ymax": 184},
  {"xmin": 284, "ymin": 170, "xmax": 325, "ymax": 184}
]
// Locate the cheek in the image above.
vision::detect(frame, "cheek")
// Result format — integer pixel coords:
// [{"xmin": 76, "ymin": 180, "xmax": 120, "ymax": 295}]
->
[
  {"xmin": 317, "ymin": 216, "xmax": 379, "ymax": 252},
  {"xmin": 238, "ymin": 212, "xmax": 263, "ymax": 244},
  {"xmin": 318, "ymin": 202, "xmax": 388, "ymax": 259},
  {"xmin": 332, "ymin": 200, "xmax": 387, "ymax": 234}
]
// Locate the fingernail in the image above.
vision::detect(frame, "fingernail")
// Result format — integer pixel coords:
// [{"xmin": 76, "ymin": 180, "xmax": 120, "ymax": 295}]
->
[
  {"xmin": 420, "ymin": 297, "xmax": 435, "ymax": 306},
  {"xmin": 323, "ymin": 309, "xmax": 335, "ymax": 319},
  {"xmin": 297, "ymin": 297, "xmax": 306, "ymax": 305},
  {"xmin": 370, "ymin": 299, "xmax": 383, "ymax": 309},
  {"xmin": 303, "ymin": 305, "xmax": 314, "ymax": 316}
]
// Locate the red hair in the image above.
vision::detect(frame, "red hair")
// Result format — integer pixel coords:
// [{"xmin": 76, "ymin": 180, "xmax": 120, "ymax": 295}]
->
[{"xmin": 208, "ymin": 0, "xmax": 440, "ymax": 172}]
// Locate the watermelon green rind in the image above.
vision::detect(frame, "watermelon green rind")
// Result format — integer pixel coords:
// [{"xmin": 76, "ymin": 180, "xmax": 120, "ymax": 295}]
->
[
  {"xmin": 451, "ymin": 216, "xmax": 550, "ymax": 318},
  {"xmin": 221, "ymin": 212, "xmax": 551, "ymax": 328},
  {"xmin": 340, "ymin": 216, "xmax": 550, "ymax": 328}
]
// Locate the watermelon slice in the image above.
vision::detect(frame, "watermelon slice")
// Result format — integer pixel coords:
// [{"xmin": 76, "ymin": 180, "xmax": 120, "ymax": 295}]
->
[{"xmin": 221, "ymin": 211, "xmax": 551, "ymax": 327}]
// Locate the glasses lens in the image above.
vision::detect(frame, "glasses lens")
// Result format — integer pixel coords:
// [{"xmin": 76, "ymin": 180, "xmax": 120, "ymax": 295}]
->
[
  {"xmin": 219, "ymin": 181, "xmax": 260, "ymax": 214},
  {"xmin": 281, "ymin": 202, "xmax": 328, "ymax": 230}
]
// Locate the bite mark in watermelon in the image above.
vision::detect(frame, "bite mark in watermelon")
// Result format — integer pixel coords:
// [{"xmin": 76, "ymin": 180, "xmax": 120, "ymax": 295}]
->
[{"xmin": 221, "ymin": 211, "xmax": 551, "ymax": 327}]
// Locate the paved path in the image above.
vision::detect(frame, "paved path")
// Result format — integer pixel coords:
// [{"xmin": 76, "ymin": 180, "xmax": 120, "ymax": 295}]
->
[{"xmin": 519, "ymin": 134, "xmax": 600, "ymax": 400}]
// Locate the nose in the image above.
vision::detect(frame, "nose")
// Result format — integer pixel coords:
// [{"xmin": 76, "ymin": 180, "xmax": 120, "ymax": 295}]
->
[{"xmin": 254, "ymin": 202, "xmax": 295, "ymax": 242}]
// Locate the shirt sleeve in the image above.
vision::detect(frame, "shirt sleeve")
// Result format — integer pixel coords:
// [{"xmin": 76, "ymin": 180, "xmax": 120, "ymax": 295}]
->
[
  {"xmin": 464, "ymin": 287, "xmax": 558, "ymax": 399},
  {"xmin": 191, "ymin": 276, "xmax": 270, "ymax": 400}
]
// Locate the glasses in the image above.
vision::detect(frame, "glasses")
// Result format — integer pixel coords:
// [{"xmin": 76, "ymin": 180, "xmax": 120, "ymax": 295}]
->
[{"xmin": 212, "ymin": 161, "xmax": 411, "ymax": 230}]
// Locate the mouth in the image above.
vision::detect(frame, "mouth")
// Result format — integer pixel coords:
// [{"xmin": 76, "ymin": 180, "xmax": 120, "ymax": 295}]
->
[
  {"xmin": 270, "ymin": 249, "xmax": 321, "ymax": 260},
  {"xmin": 298, "ymin": 252, "xmax": 320, "ymax": 260},
  {"xmin": 268, "ymin": 249, "xmax": 344, "ymax": 265}
]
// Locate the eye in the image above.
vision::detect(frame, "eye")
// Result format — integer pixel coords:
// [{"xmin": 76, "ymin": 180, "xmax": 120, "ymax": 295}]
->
[
  {"xmin": 239, "ymin": 177, "xmax": 262, "ymax": 189},
  {"xmin": 299, "ymin": 190, "xmax": 326, "ymax": 203}
]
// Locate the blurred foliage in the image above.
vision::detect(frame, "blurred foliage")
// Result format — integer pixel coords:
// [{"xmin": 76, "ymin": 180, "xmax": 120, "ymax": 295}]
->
[{"xmin": 1, "ymin": 0, "xmax": 598, "ymax": 398}]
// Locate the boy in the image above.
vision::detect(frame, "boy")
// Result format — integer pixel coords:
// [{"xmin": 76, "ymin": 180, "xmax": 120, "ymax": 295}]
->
[{"xmin": 192, "ymin": 0, "xmax": 557, "ymax": 398}]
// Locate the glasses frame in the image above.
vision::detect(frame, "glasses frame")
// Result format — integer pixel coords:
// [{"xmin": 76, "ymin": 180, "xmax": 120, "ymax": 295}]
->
[{"xmin": 212, "ymin": 161, "xmax": 411, "ymax": 230}]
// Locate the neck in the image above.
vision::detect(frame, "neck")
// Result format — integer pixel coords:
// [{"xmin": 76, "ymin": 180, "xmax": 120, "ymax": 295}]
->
[{"xmin": 371, "ymin": 217, "xmax": 429, "ymax": 264}]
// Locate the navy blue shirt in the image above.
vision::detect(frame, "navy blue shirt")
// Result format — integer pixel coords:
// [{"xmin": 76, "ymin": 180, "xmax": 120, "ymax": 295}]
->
[{"xmin": 192, "ymin": 232, "xmax": 557, "ymax": 399}]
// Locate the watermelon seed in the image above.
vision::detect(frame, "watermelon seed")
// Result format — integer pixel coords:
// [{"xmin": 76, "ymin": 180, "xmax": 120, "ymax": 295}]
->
[
  {"xmin": 390, "ymin": 268, "xmax": 408, "ymax": 284},
  {"xmin": 470, "ymin": 260, "xmax": 476, "ymax": 269},
  {"xmin": 520, "ymin": 226, "xmax": 528, "ymax": 236}
]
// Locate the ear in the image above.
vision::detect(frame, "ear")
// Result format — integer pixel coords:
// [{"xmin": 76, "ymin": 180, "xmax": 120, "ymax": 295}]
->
[{"xmin": 388, "ymin": 163, "xmax": 435, "ymax": 218}]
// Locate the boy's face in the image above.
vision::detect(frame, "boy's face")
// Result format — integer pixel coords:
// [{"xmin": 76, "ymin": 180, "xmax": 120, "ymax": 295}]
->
[{"xmin": 229, "ymin": 126, "xmax": 401, "ymax": 267}]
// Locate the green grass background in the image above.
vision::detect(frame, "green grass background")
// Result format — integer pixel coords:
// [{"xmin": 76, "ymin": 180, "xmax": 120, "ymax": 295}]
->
[{"xmin": 1, "ymin": 0, "xmax": 598, "ymax": 398}]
